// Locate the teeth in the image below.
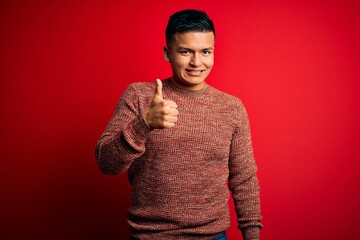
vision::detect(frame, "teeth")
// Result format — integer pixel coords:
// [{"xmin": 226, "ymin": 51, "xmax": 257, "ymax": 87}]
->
[{"xmin": 186, "ymin": 69, "xmax": 204, "ymax": 76}]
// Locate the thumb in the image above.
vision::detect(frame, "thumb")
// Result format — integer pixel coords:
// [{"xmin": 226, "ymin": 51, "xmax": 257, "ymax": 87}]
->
[{"xmin": 154, "ymin": 79, "xmax": 163, "ymax": 99}]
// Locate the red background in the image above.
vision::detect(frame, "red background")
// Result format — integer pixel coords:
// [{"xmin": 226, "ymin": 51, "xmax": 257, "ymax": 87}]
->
[{"xmin": 1, "ymin": 0, "xmax": 359, "ymax": 239}]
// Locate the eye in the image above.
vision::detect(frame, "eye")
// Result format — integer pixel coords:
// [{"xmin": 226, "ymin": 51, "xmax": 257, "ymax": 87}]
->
[
  {"xmin": 180, "ymin": 50, "xmax": 190, "ymax": 55},
  {"xmin": 203, "ymin": 50, "xmax": 212, "ymax": 55}
]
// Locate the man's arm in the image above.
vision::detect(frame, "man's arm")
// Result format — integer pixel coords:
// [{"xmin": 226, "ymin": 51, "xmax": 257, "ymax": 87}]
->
[
  {"xmin": 228, "ymin": 100, "xmax": 263, "ymax": 240},
  {"xmin": 95, "ymin": 84, "xmax": 151, "ymax": 175},
  {"xmin": 95, "ymin": 80, "xmax": 179, "ymax": 175}
]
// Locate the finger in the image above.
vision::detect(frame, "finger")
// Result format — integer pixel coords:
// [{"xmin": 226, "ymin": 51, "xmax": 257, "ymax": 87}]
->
[
  {"xmin": 164, "ymin": 121, "xmax": 176, "ymax": 128},
  {"xmin": 162, "ymin": 106, "xmax": 179, "ymax": 116},
  {"xmin": 155, "ymin": 79, "xmax": 163, "ymax": 99},
  {"xmin": 164, "ymin": 115, "xmax": 178, "ymax": 123},
  {"xmin": 169, "ymin": 108, "xmax": 179, "ymax": 116},
  {"xmin": 164, "ymin": 100, "xmax": 178, "ymax": 108}
]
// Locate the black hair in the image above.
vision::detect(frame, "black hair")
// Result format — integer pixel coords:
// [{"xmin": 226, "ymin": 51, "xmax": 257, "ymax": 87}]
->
[{"xmin": 165, "ymin": 9, "xmax": 215, "ymax": 44}]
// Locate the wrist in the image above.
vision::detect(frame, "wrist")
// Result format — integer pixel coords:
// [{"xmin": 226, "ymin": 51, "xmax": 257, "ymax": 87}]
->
[{"xmin": 142, "ymin": 111, "xmax": 153, "ymax": 130}]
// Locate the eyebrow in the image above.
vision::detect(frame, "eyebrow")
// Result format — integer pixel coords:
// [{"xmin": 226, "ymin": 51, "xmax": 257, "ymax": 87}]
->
[{"xmin": 177, "ymin": 47, "xmax": 214, "ymax": 51}]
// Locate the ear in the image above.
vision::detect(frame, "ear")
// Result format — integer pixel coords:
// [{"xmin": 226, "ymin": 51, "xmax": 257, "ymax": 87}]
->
[{"xmin": 163, "ymin": 46, "xmax": 170, "ymax": 62}]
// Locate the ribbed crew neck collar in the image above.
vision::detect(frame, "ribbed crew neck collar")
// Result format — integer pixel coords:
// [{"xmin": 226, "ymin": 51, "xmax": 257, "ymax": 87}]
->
[{"xmin": 164, "ymin": 78, "xmax": 209, "ymax": 97}]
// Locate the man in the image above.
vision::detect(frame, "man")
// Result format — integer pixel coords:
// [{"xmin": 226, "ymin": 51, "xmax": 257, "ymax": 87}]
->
[{"xmin": 95, "ymin": 9, "xmax": 262, "ymax": 240}]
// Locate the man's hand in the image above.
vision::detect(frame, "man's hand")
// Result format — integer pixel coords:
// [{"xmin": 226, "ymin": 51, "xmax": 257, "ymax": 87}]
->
[{"xmin": 144, "ymin": 79, "xmax": 179, "ymax": 129}]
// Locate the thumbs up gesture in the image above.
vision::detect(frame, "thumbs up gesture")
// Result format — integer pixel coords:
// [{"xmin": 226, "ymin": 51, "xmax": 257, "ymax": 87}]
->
[{"xmin": 144, "ymin": 79, "xmax": 179, "ymax": 129}]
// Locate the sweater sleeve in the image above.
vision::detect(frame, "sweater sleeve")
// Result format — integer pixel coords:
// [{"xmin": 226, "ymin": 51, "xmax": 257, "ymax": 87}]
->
[
  {"xmin": 95, "ymin": 84, "xmax": 152, "ymax": 175},
  {"xmin": 228, "ymin": 100, "xmax": 263, "ymax": 239}
]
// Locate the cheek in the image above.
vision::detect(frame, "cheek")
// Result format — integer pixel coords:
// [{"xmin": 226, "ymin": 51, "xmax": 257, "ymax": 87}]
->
[
  {"xmin": 172, "ymin": 58, "xmax": 189, "ymax": 70},
  {"xmin": 204, "ymin": 57, "xmax": 214, "ymax": 68}
]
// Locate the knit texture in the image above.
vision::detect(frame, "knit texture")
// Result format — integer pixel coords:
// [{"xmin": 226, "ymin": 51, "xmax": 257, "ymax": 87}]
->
[{"xmin": 95, "ymin": 78, "xmax": 262, "ymax": 239}]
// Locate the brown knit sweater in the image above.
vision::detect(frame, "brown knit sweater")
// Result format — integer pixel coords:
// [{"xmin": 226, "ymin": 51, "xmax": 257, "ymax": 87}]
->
[{"xmin": 95, "ymin": 78, "xmax": 262, "ymax": 240}]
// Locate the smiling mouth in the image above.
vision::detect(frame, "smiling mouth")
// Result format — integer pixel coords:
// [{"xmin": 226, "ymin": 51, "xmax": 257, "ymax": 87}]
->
[{"xmin": 186, "ymin": 69, "xmax": 205, "ymax": 76}]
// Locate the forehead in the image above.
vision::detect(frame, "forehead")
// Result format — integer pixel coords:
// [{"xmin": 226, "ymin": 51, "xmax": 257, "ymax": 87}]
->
[{"xmin": 169, "ymin": 31, "xmax": 215, "ymax": 49}]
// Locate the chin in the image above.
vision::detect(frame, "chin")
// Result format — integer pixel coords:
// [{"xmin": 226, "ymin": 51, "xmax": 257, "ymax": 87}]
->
[
  {"xmin": 184, "ymin": 78, "xmax": 205, "ymax": 85},
  {"xmin": 184, "ymin": 74, "xmax": 206, "ymax": 81}
]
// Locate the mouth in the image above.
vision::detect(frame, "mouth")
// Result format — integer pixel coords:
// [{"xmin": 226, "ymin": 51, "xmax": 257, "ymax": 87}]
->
[{"xmin": 186, "ymin": 69, "xmax": 205, "ymax": 76}]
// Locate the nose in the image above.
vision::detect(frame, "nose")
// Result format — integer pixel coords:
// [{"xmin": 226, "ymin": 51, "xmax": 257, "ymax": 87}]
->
[{"xmin": 190, "ymin": 53, "xmax": 201, "ymax": 67}]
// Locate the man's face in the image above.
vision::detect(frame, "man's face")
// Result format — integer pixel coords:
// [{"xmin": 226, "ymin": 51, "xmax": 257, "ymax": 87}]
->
[{"xmin": 164, "ymin": 31, "xmax": 215, "ymax": 91}]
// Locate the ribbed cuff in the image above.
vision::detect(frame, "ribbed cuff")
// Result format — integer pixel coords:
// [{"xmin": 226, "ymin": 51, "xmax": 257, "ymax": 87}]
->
[{"xmin": 242, "ymin": 227, "xmax": 260, "ymax": 240}]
